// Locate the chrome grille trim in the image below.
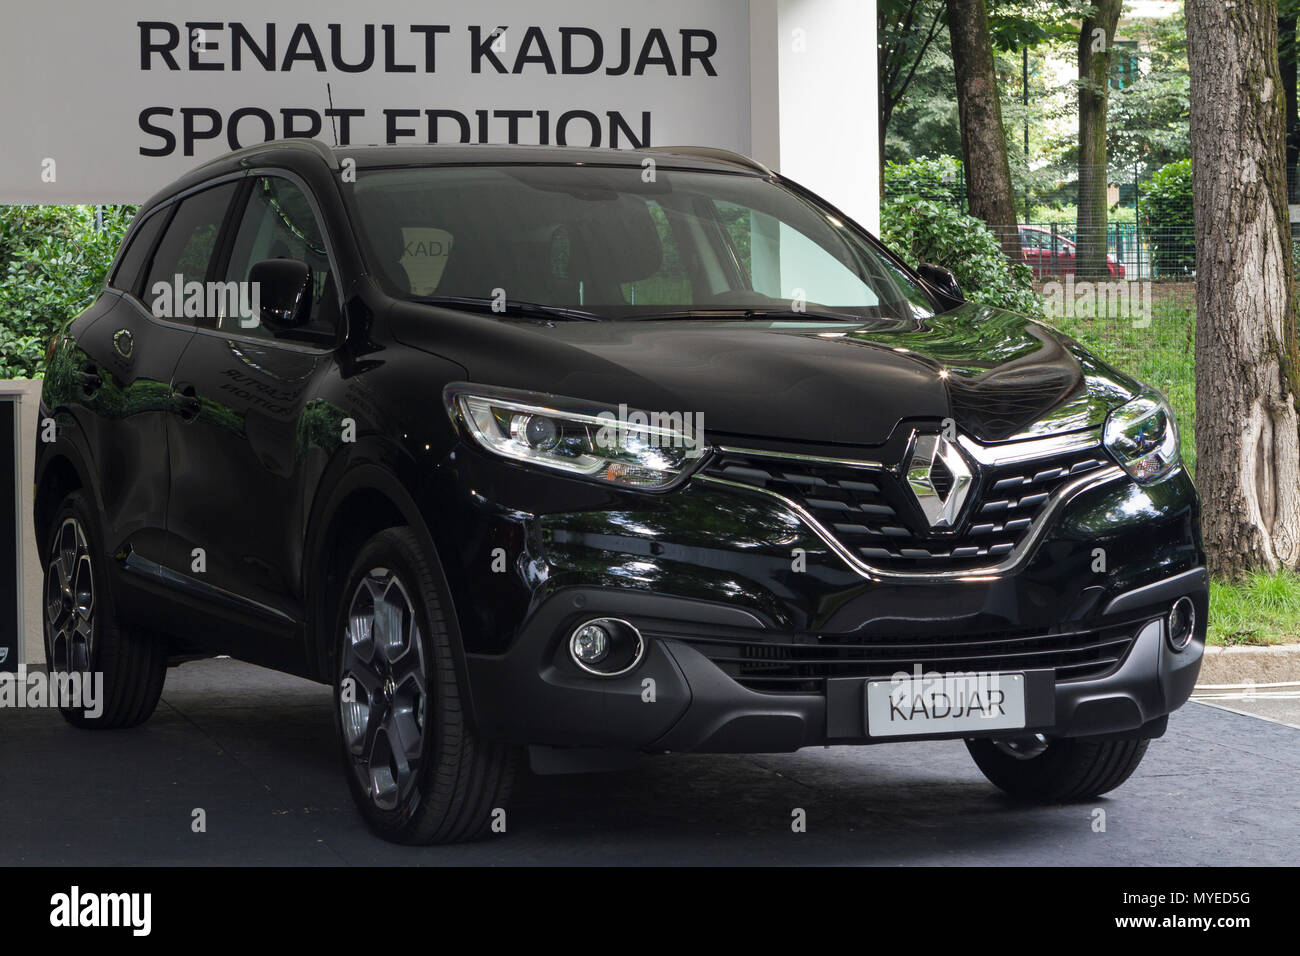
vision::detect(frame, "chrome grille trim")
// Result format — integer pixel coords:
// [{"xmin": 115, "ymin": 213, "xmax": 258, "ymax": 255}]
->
[
  {"xmin": 696, "ymin": 433, "xmax": 1125, "ymax": 581},
  {"xmin": 957, "ymin": 427, "xmax": 1105, "ymax": 465},
  {"xmin": 714, "ymin": 445, "xmax": 886, "ymax": 470}
]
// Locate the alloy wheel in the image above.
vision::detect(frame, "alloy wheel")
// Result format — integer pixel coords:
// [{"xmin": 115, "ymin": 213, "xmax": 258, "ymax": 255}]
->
[
  {"xmin": 45, "ymin": 516, "xmax": 95, "ymax": 673},
  {"xmin": 339, "ymin": 568, "xmax": 429, "ymax": 811}
]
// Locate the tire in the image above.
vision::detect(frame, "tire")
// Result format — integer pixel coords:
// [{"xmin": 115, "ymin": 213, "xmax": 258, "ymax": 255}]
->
[
  {"xmin": 334, "ymin": 526, "xmax": 519, "ymax": 844},
  {"xmin": 966, "ymin": 735, "xmax": 1150, "ymax": 801},
  {"xmin": 42, "ymin": 491, "xmax": 167, "ymax": 728}
]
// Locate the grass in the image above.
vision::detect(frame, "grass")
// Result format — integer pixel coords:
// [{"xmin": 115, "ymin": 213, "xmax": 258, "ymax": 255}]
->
[
  {"xmin": 1044, "ymin": 284, "xmax": 1299, "ymax": 646},
  {"xmin": 1044, "ymin": 283, "xmax": 1197, "ymax": 474},
  {"xmin": 1208, "ymin": 570, "xmax": 1300, "ymax": 646}
]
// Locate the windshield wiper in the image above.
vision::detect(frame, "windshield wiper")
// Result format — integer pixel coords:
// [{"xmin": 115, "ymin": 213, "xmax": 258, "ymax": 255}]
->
[
  {"xmin": 414, "ymin": 295, "xmax": 604, "ymax": 322},
  {"xmin": 626, "ymin": 307, "xmax": 868, "ymax": 323}
]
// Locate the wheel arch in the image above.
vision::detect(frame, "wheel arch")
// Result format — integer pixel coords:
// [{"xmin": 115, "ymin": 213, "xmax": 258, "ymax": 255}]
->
[
  {"xmin": 33, "ymin": 427, "xmax": 101, "ymax": 556},
  {"xmin": 302, "ymin": 459, "xmax": 481, "ymax": 728}
]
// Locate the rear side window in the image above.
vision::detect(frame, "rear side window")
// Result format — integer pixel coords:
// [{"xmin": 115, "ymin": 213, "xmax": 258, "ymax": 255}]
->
[
  {"xmin": 142, "ymin": 181, "xmax": 239, "ymax": 317},
  {"xmin": 109, "ymin": 211, "xmax": 168, "ymax": 295}
]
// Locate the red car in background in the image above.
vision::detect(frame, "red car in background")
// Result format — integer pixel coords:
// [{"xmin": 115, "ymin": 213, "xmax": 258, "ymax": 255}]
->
[{"xmin": 1019, "ymin": 225, "xmax": 1125, "ymax": 278}]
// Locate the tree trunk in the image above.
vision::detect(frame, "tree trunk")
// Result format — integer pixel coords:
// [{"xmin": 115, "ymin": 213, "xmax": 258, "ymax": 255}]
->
[
  {"xmin": 1188, "ymin": 0, "xmax": 1300, "ymax": 577},
  {"xmin": 946, "ymin": 0, "xmax": 1022, "ymax": 262},
  {"xmin": 1280, "ymin": 10, "xmax": 1298, "ymax": 201},
  {"xmin": 1077, "ymin": 0, "xmax": 1122, "ymax": 280},
  {"xmin": 879, "ymin": 96, "xmax": 891, "ymax": 199}
]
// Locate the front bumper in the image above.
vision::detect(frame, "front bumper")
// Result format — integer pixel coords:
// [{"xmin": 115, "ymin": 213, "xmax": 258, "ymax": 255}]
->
[{"xmin": 465, "ymin": 568, "xmax": 1206, "ymax": 757}]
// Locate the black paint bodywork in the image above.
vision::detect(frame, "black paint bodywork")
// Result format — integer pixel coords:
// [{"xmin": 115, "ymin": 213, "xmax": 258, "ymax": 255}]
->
[{"xmin": 33, "ymin": 142, "xmax": 1206, "ymax": 757}]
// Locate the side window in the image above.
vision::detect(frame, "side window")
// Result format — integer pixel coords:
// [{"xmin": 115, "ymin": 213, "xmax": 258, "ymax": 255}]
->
[
  {"xmin": 142, "ymin": 182, "xmax": 239, "ymax": 321},
  {"xmin": 725, "ymin": 203, "xmax": 880, "ymax": 307},
  {"xmin": 222, "ymin": 176, "xmax": 337, "ymax": 339},
  {"xmin": 110, "ymin": 210, "xmax": 168, "ymax": 295}
]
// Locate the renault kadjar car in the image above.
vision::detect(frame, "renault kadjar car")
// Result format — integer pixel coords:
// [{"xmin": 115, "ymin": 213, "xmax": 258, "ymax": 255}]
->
[{"xmin": 35, "ymin": 140, "xmax": 1205, "ymax": 844}]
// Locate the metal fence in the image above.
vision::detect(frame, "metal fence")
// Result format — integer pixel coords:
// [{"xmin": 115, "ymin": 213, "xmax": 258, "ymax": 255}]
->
[{"xmin": 985, "ymin": 222, "xmax": 1196, "ymax": 280}]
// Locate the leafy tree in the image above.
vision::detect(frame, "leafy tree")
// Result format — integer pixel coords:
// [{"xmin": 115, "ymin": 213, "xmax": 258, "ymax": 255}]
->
[
  {"xmin": 883, "ymin": 155, "xmax": 966, "ymax": 203},
  {"xmin": 947, "ymin": 0, "xmax": 1023, "ymax": 258},
  {"xmin": 0, "ymin": 205, "xmax": 135, "ymax": 378},
  {"xmin": 883, "ymin": 0, "xmax": 1095, "ymax": 217},
  {"xmin": 879, "ymin": 0, "xmax": 951, "ymax": 186},
  {"xmin": 1141, "ymin": 158, "xmax": 1194, "ymax": 275},
  {"xmin": 1107, "ymin": 9, "xmax": 1191, "ymax": 179},
  {"xmin": 884, "ymin": 21, "xmax": 965, "ymax": 166},
  {"xmin": 880, "ymin": 196, "xmax": 1041, "ymax": 314}
]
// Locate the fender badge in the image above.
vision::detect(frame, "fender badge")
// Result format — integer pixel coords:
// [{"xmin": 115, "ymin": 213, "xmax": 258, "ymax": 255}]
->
[{"xmin": 112, "ymin": 329, "xmax": 134, "ymax": 358}]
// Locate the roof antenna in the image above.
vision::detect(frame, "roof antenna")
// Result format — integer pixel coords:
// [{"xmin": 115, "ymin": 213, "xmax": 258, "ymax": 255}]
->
[{"xmin": 325, "ymin": 82, "xmax": 339, "ymax": 147}]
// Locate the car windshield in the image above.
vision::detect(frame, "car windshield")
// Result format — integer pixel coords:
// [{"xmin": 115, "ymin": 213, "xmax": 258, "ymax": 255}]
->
[{"xmin": 345, "ymin": 164, "xmax": 935, "ymax": 321}]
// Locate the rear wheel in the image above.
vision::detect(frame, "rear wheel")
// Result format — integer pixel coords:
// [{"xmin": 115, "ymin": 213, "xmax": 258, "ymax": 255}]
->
[
  {"xmin": 335, "ymin": 526, "xmax": 518, "ymax": 844},
  {"xmin": 42, "ymin": 491, "xmax": 167, "ymax": 728},
  {"xmin": 966, "ymin": 734, "xmax": 1149, "ymax": 801}
]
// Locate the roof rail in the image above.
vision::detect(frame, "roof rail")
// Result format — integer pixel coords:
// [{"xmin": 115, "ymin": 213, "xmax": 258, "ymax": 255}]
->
[
  {"xmin": 195, "ymin": 137, "xmax": 339, "ymax": 171},
  {"xmin": 645, "ymin": 146, "xmax": 772, "ymax": 176}
]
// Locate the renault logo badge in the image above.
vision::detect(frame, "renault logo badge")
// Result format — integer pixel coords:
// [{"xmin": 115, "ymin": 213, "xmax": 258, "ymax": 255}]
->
[{"xmin": 905, "ymin": 433, "xmax": 973, "ymax": 530}]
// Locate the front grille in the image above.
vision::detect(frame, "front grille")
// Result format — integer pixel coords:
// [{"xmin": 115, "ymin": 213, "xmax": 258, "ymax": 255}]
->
[
  {"xmin": 703, "ymin": 443, "xmax": 1110, "ymax": 572},
  {"xmin": 664, "ymin": 620, "xmax": 1140, "ymax": 694}
]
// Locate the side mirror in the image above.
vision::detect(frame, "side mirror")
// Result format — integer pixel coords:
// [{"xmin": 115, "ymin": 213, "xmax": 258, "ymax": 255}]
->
[
  {"xmin": 917, "ymin": 263, "xmax": 965, "ymax": 308},
  {"xmin": 250, "ymin": 258, "xmax": 313, "ymax": 333}
]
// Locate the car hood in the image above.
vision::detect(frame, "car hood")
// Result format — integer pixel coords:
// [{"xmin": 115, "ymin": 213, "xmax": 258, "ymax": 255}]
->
[{"xmin": 390, "ymin": 300, "xmax": 1141, "ymax": 447}]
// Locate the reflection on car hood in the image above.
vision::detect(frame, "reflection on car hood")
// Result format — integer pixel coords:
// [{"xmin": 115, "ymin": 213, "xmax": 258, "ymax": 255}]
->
[{"xmin": 391, "ymin": 300, "xmax": 1141, "ymax": 448}]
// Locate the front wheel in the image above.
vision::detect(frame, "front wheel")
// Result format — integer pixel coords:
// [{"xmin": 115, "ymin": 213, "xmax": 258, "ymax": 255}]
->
[
  {"xmin": 334, "ymin": 526, "xmax": 519, "ymax": 844},
  {"xmin": 966, "ymin": 735, "xmax": 1149, "ymax": 801}
]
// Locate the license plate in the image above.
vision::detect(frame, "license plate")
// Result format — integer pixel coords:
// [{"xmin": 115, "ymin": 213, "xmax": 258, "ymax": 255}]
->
[{"xmin": 865, "ymin": 672, "xmax": 1026, "ymax": 738}]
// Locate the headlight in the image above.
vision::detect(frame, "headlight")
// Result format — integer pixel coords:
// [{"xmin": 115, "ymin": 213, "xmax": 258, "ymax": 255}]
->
[
  {"xmin": 448, "ymin": 389, "xmax": 704, "ymax": 490},
  {"xmin": 1103, "ymin": 391, "xmax": 1180, "ymax": 484}
]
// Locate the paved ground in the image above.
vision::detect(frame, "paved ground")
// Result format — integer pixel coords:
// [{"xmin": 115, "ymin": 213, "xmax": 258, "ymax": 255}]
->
[
  {"xmin": 2, "ymin": 658, "xmax": 1297, "ymax": 866},
  {"xmin": 1191, "ymin": 694, "xmax": 1300, "ymax": 728}
]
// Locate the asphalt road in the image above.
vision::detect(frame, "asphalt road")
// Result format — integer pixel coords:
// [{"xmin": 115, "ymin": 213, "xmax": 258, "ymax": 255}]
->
[
  {"xmin": 1190, "ymin": 693, "xmax": 1300, "ymax": 729},
  {"xmin": 2, "ymin": 658, "xmax": 1296, "ymax": 866}
]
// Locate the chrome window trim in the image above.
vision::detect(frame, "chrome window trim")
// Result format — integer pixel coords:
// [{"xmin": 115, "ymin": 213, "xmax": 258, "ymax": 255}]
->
[{"xmin": 698, "ymin": 427, "xmax": 1123, "ymax": 581}]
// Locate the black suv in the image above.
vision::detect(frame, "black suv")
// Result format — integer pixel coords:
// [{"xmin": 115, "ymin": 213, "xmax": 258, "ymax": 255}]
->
[{"xmin": 35, "ymin": 140, "xmax": 1205, "ymax": 844}]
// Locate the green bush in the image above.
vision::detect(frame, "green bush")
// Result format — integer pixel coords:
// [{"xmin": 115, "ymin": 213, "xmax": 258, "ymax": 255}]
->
[
  {"xmin": 0, "ymin": 205, "xmax": 135, "ymax": 379},
  {"xmin": 880, "ymin": 198, "xmax": 1042, "ymax": 316},
  {"xmin": 883, "ymin": 155, "xmax": 965, "ymax": 205},
  {"xmin": 1140, "ymin": 159, "xmax": 1194, "ymax": 277}
]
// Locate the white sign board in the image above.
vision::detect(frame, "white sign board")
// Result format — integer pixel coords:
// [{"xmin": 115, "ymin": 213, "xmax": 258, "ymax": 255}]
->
[{"xmin": 0, "ymin": 0, "xmax": 751, "ymax": 204}]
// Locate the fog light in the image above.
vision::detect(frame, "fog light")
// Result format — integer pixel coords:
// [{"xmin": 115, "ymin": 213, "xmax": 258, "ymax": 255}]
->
[
  {"xmin": 1167, "ymin": 596, "xmax": 1196, "ymax": 651},
  {"xmin": 567, "ymin": 617, "xmax": 644, "ymax": 677},
  {"xmin": 571, "ymin": 623, "xmax": 610, "ymax": 665}
]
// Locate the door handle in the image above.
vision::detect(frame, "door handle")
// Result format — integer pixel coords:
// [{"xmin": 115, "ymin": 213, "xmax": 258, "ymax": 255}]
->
[{"xmin": 172, "ymin": 382, "xmax": 201, "ymax": 422}]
